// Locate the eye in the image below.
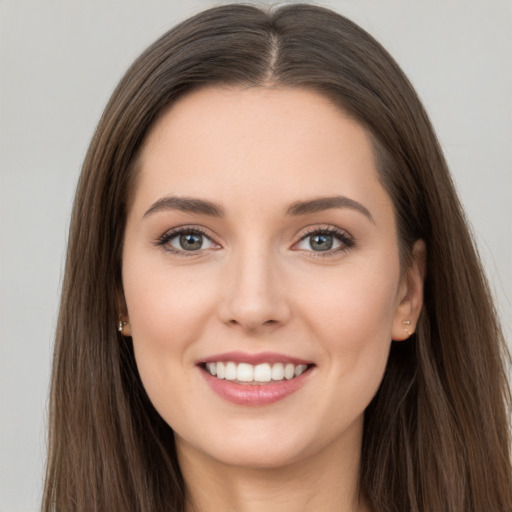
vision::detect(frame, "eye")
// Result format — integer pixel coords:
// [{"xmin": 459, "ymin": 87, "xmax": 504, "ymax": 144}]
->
[
  {"xmin": 157, "ymin": 228, "xmax": 219, "ymax": 253},
  {"xmin": 293, "ymin": 228, "xmax": 354, "ymax": 254}
]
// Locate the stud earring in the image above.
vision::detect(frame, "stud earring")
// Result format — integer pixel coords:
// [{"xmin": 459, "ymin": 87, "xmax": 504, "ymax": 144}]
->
[
  {"xmin": 118, "ymin": 319, "xmax": 128, "ymax": 333},
  {"xmin": 402, "ymin": 320, "xmax": 412, "ymax": 336}
]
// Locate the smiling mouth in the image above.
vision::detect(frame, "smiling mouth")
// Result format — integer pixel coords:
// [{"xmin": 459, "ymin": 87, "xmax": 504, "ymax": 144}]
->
[{"xmin": 200, "ymin": 361, "xmax": 314, "ymax": 385}]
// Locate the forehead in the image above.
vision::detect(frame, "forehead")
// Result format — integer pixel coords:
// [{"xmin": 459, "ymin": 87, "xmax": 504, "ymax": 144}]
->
[{"xmin": 132, "ymin": 86, "xmax": 390, "ymax": 220}]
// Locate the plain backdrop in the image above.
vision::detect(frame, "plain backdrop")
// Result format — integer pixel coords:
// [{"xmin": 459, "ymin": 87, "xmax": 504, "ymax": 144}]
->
[{"xmin": 1, "ymin": 1, "xmax": 511, "ymax": 510}]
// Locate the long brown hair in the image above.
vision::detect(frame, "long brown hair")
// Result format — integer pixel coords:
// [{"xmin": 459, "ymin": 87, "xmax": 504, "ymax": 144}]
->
[{"xmin": 43, "ymin": 4, "xmax": 512, "ymax": 511}]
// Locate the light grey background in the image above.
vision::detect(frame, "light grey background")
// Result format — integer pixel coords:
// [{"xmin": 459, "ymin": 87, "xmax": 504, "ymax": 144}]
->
[{"xmin": 1, "ymin": 1, "xmax": 511, "ymax": 510}]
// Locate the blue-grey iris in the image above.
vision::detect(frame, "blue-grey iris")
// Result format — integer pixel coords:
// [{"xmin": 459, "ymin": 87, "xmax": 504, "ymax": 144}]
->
[
  {"xmin": 310, "ymin": 233, "xmax": 333, "ymax": 251},
  {"xmin": 180, "ymin": 233, "xmax": 203, "ymax": 250}
]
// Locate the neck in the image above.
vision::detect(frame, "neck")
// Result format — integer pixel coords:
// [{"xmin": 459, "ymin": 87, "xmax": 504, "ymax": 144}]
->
[{"xmin": 177, "ymin": 421, "xmax": 370, "ymax": 512}]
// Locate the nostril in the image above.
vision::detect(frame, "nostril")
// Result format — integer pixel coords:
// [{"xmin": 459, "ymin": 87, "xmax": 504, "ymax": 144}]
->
[{"xmin": 225, "ymin": 316, "xmax": 280, "ymax": 332}]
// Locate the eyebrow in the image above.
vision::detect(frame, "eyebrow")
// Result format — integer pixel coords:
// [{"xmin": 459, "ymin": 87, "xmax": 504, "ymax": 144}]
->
[
  {"xmin": 286, "ymin": 196, "xmax": 374, "ymax": 223},
  {"xmin": 144, "ymin": 196, "xmax": 224, "ymax": 218},
  {"xmin": 143, "ymin": 194, "xmax": 374, "ymax": 223}
]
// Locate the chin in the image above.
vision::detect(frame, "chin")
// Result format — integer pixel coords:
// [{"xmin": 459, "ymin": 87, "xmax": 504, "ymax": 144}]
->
[
  {"xmin": 174, "ymin": 413, "xmax": 361, "ymax": 472},
  {"xmin": 193, "ymin": 442, "xmax": 310, "ymax": 471}
]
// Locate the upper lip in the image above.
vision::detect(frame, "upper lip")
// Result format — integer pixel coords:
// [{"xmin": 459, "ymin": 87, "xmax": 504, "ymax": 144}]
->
[{"xmin": 198, "ymin": 351, "xmax": 313, "ymax": 366}]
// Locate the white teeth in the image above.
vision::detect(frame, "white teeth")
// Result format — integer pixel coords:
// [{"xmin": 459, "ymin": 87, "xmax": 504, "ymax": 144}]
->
[
  {"xmin": 271, "ymin": 362, "xmax": 284, "ymax": 381},
  {"xmin": 205, "ymin": 361, "xmax": 309, "ymax": 382},
  {"xmin": 284, "ymin": 363, "xmax": 295, "ymax": 380},
  {"xmin": 237, "ymin": 363, "xmax": 254, "ymax": 382},
  {"xmin": 216, "ymin": 362, "xmax": 225, "ymax": 379},
  {"xmin": 253, "ymin": 363, "xmax": 272, "ymax": 382},
  {"xmin": 225, "ymin": 362, "xmax": 237, "ymax": 381},
  {"xmin": 295, "ymin": 364, "xmax": 307, "ymax": 377}
]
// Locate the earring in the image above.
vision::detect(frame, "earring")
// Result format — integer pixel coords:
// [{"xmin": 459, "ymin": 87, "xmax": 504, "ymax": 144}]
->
[
  {"xmin": 118, "ymin": 319, "xmax": 128, "ymax": 333},
  {"xmin": 402, "ymin": 320, "xmax": 412, "ymax": 336}
]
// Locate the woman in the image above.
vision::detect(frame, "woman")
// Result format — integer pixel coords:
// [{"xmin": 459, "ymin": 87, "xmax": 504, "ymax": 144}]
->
[{"xmin": 42, "ymin": 3, "xmax": 512, "ymax": 511}]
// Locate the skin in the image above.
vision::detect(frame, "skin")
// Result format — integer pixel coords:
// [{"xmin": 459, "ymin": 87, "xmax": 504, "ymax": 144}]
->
[{"xmin": 121, "ymin": 86, "xmax": 425, "ymax": 512}]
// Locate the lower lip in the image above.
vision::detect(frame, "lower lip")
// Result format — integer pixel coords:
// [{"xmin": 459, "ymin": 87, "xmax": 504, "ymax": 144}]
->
[{"xmin": 200, "ymin": 367, "xmax": 313, "ymax": 406}]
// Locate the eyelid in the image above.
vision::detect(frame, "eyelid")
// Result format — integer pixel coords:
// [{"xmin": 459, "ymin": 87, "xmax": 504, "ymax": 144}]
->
[
  {"xmin": 291, "ymin": 225, "xmax": 355, "ymax": 255},
  {"xmin": 154, "ymin": 225, "xmax": 221, "ymax": 255},
  {"xmin": 153, "ymin": 223, "xmax": 354, "ymax": 256}
]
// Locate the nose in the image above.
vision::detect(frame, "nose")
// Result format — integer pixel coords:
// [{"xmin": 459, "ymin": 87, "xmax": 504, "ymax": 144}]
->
[{"xmin": 217, "ymin": 246, "xmax": 291, "ymax": 332}]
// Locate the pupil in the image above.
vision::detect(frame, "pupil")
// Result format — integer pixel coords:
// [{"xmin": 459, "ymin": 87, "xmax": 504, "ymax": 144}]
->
[
  {"xmin": 180, "ymin": 233, "xmax": 202, "ymax": 251},
  {"xmin": 310, "ymin": 234, "xmax": 333, "ymax": 251}
]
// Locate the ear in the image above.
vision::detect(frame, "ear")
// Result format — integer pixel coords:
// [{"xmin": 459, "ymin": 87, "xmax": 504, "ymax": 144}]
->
[
  {"xmin": 391, "ymin": 239, "xmax": 426, "ymax": 341},
  {"xmin": 116, "ymin": 287, "xmax": 132, "ymax": 337}
]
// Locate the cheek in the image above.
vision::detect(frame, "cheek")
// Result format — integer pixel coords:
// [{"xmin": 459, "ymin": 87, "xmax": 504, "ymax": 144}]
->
[
  {"xmin": 124, "ymin": 256, "xmax": 216, "ymax": 335},
  {"xmin": 299, "ymin": 258, "xmax": 399, "ymax": 339},
  {"xmin": 122, "ymin": 258, "xmax": 219, "ymax": 397},
  {"xmin": 297, "ymin": 260, "xmax": 399, "ymax": 394}
]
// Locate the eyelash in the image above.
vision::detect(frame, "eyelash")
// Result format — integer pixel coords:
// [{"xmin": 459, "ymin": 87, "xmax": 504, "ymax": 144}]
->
[
  {"xmin": 154, "ymin": 226, "xmax": 217, "ymax": 257},
  {"xmin": 154, "ymin": 225, "xmax": 355, "ymax": 257},
  {"xmin": 294, "ymin": 226, "xmax": 355, "ymax": 257}
]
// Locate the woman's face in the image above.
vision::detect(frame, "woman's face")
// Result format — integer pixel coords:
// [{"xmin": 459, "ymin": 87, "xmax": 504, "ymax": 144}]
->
[{"xmin": 122, "ymin": 86, "xmax": 423, "ymax": 469}]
